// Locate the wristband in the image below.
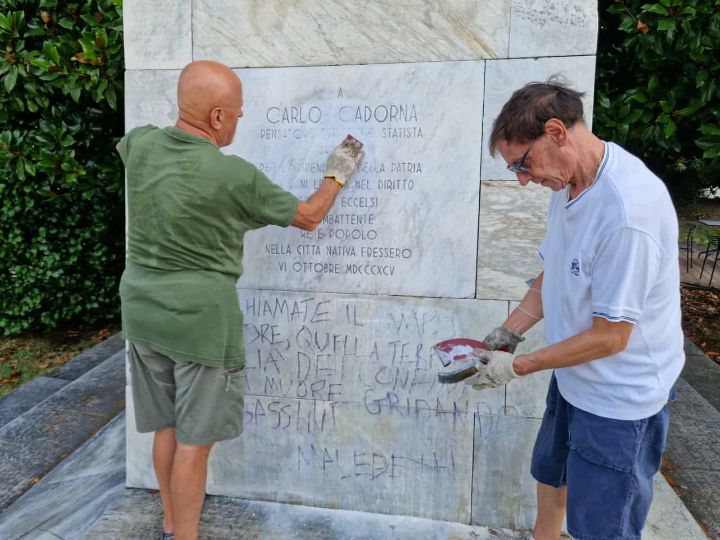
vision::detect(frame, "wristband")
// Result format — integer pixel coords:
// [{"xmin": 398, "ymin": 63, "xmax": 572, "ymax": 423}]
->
[
  {"xmin": 517, "ymin": 306, "xmax": 542, "ymax": 320},
  {"xmin": 325, "ymin": 175, "xmax": 345, "ymax": 187}
]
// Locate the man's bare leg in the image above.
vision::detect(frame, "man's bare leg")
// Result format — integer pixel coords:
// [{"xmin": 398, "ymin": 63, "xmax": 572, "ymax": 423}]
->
[
  {"xmin": 153, "ymin": 428, "xmax": 177, "ymax": 534},
  {"xmin": 534, "ymin": 482, "xmax": 567, "ymax": 540},
  {"xmin": 170, "ymin": 442, "xmax": 214, "ymax": 540}
]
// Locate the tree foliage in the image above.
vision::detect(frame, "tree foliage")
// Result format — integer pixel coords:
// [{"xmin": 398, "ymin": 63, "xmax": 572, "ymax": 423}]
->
[
  {"xmin": 0, "ymin": 0, "xmax": 124, "ymax": 336},
  {"xmin": 595, "ymin": 0, "xmax": 720, "ymax": 204}
]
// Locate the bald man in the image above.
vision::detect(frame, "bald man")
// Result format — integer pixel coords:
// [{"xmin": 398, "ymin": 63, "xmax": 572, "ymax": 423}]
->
[{"xmin": 117, "ymin": 60, "xmax": 363, "ymax": 540}]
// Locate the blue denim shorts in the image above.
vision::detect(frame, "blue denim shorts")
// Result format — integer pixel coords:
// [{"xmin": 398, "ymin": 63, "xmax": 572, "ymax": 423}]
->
[{"xmin": 531, "ymin": 374, "xmax": 670, "ymax": 540}]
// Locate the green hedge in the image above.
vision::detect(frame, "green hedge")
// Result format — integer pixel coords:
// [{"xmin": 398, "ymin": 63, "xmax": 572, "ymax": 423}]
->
[
  {"xmin": 0, "ymin": 0, "xmax": 124, "ymax": 336},
  {"xmin": 595, "ymin": 0, "xmax": 720, "ymax": 204}
]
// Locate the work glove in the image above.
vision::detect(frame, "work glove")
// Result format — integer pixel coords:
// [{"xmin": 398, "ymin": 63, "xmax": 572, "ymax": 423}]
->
[
  {"xmin": 464, "ymin": 349, "xmax": 519, "ymax": 390},
  {"xmin": 482, "ymin": 326, "xmax": 524, "ymax": 353},
  {"xmin": 324, "ymin": 135, "xmax": 364, "ymax": 187}
]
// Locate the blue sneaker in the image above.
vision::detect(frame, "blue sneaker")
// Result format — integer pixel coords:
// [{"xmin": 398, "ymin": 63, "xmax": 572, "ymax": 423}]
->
[{"xmin": 161, "ymin": 532, "xmax": 174, "ymax": 540}]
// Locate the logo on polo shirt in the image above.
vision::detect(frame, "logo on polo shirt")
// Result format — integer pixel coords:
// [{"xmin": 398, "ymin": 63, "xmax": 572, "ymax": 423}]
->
[{"xmin": 570, "ymin": 258, "xmax": 580, "ymax": 276}]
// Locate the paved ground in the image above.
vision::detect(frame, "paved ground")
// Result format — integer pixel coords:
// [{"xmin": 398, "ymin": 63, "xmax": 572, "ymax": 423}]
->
[{"xmin": 0, "ymin": 334, "xmax": 717, "ymax": 539}]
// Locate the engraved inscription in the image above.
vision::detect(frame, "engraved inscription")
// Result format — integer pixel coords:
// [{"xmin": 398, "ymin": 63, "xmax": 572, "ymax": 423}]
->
[{"xmin": 231, "ymin": 61, "xmax": 483, "ymax": 297}]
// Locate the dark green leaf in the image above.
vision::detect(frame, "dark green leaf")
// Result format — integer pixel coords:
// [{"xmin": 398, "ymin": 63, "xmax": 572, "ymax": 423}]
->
[
  {"xmin": 106, "ymin": 86, "xmax": 116, "ymax": 109},
  {"xmin": 4, "ymin": 65, "xmax": 18, "ymax": 92},
  {"xmin": 57, "ymin": 17, "xmax": 74, "ymax": 30},
  {"xmin": 642, "ymin": 4, "xmax": 669, "ymax": 15},
  {"xmin": 663, "ymin": 119, "xmax": 678, "ymax": 138},
  {"xmin": 699, "ymin": 124, "xmax": 720, "ymax": 136},
  {"xmin": 80, "ymin": 14, "xmax": 99, "ymax": 27},
  {"xmin": 696, "ymin": 71, "xmax": 709, "ymax": 87},
  {"xmin": 42, "ymin": 41, "xmax": 61, "ymax": 64},
  {"xmin": 648, "ymin": 75, "xmax": 660, "ymax": 94},
  {"xmin": 15, "ymin": 159, "xmax": 26, "ymax": 180},
  {"xmin": 30, "ymin": 58, "xmax": 53, "ymax": 70},
  {"xmin": 0, "ymin": 13, "xmax": 11, "ymax": 32}
]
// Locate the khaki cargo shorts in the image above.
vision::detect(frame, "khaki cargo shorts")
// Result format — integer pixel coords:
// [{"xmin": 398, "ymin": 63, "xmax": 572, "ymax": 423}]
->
[{"xmin": 128, "ymin": 342, "xmax": 245, "ymax": 446}]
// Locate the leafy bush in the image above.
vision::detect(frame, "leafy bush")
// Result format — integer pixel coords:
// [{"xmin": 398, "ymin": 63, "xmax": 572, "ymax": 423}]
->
[
  {"xmin": 595, "ymin": 0, "xmax": 720, "ymax": 205},
  {"xmin": 0, "ymin": 0, "xmax": 124, "ymax": 336}
]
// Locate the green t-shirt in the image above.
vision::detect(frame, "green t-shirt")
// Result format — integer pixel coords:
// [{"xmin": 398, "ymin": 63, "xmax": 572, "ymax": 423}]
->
[{"xmin": 118, "ymin": 125, "xmax": 299, "ymax": 367}]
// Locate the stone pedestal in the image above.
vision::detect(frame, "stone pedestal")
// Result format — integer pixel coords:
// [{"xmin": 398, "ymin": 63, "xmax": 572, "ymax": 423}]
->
[{"xmin": 122, "ymin": 0, "xmax": 598, "ymax": 530}]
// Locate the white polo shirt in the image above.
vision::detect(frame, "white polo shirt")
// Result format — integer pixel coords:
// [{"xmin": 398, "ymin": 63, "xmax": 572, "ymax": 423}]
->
[{"xmin": 539, "ymin": 142, "xmax": 684, "ymax": 421}]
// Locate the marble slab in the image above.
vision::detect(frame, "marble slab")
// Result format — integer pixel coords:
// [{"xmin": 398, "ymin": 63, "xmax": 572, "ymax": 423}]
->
[
  {"xmin": 127, "ymin": 291, "xmax": 510, "ymax": 491},
  {"xmin": 504, "ymin": 316, "xmax": 550, "ymax": 419},
  {"xmin": 127, "ymin": 290, "xmax": 514, "ymax": 521},
  {"xmin": 192, "ymin": 0, "xmax": 512, "ymax": 68},
  {"xmin": 509, "ymin": 0, "xmax": 598, "ymax": 58},
  {"xmin": 122, "ymin": 0, "xmax": 192, "ymax": 70},
  {"xmin": 125, "ymin": 386, "xmax": 158, "ymax": 490},
  {"xmin": 471, "ymin": 414, "xmax": 540, "ymax": 529},
  {"xmin": 208, "ymin": 396, "xmax": 475, "ymax": 523},
  {"xmin": 481, "ymin": 56, "xmax": 597, "ymax": 181},
  {"xmin": 476, "ymin": 181, "xmax": 550, "ymax": 301},
  {"xmin": 124, "ymin": 69, "xmax": 179, "ymax": 131},
  {"xmin": 232, "ymin": 61, "xmax": 484, "ymax": 297},
  {"xmin": 123, "ymin": 63, "xmax": 486, "ymax": 297}
]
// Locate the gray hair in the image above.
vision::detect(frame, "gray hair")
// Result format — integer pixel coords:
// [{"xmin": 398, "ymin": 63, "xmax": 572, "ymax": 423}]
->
[{"xmin": 489, "ymin": 77, "xmax": 586, "ymax": 157}]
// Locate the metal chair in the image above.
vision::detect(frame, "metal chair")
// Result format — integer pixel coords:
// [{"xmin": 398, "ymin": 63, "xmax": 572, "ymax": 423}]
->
[
  {"xmin": 679, "ymin": 225, "xmax": 696, "ymax": 272},
  {"xmin": 708, "ymin": 248, "xmax": 720, "ymax": 287},
  {"xmin": 698, "ymin": 234, "xmax": 720, "ymax": 285}
]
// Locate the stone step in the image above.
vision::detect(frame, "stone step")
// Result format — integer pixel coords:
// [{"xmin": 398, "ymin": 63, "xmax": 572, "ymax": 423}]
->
[
  {"xmin": 87, "ymin": 488, "xmax": 532, "ymax": 540},
  {"xmin": 0, "ymin": 413, "xmax": 126, "ymax": 540},
  {"xmin": 0, "ymin": 347, "xmax": 126, "ymax": 513},
  {"xmin": 0, "ymin": 377, "xmax": 70, "ymax": 430},
  {"xmin": 51, "ymin": 332, "xmax": 125, "ymax": 381},
  {"xmin": 664, "ymin": 377, "xmax": 720, "ymax": 538},
  {"xmin": 0, "ymin": 333, "xmax": 124, "ymax": 430},
  {"xmin": 682, "ymin": 338, "xmax": 720, "ymax": 413}
]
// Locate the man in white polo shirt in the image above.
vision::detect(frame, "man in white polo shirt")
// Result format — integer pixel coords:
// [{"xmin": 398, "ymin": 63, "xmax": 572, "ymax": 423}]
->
[{"xmin": 457, "ymin": 81, "xmax": 684, "ymax": 539}]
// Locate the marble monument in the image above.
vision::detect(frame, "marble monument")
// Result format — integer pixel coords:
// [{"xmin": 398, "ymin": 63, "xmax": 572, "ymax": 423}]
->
[{"xmin": 123, "ymin": 0, "xmax": 598, "ymax": 530}]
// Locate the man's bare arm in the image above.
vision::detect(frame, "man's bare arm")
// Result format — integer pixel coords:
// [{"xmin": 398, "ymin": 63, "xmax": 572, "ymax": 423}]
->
[
  {"xmin": 291, "ymin": 178, "xmax": 342, "ymax": 231},
  {"xmin": 513, "ymin": 316, "xmax": 634, "ymax": 375}
]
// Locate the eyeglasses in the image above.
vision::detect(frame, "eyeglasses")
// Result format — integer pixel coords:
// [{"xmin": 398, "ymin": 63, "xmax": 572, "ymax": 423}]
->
[{"xmin": 506, "ymin": 139, "xmax": 537, "ymax": 174}]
